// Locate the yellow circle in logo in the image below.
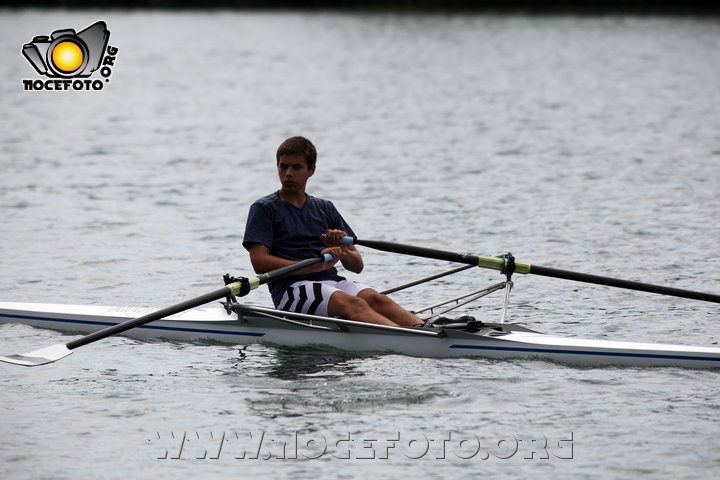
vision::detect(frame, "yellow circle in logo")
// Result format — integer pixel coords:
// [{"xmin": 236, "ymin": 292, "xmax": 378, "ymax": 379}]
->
[{"xmin": 51, "ymin": 41, "xmax": 84, "ymax": 73}]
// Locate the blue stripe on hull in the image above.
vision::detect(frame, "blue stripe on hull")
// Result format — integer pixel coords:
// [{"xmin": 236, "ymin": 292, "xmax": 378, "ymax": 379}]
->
[
  {"xmin": 449, "ymin": 343, "xmax": 720, "ymax": 363},
  {"xmin": 0, "ymin": 313, "xmax": 265, "ymax": 338}
]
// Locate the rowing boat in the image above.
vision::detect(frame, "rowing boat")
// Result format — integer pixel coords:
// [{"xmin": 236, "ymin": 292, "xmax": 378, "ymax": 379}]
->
[
  {"xmin": 1, "ymin": 240, "xmax": 719, "ymax": 369},
  {"xmin": 2, "ymin": 296, "xmax": 719, "ymax": 369}
]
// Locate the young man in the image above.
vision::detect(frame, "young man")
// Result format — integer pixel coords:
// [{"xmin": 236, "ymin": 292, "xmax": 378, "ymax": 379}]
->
[{"xmin": 242, "ymin": 136, "xmax": 423, "ymax": 327}]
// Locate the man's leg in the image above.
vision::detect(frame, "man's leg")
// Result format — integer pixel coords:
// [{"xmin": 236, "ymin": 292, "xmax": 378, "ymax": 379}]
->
[
  {"xmin": 278, "ymin": 280, "xmax": 420, "ymax": 327},
  {"xmin": 356, "ymin": 289, "xmax": 424, "ymax": 327},
  {"xmin": 327, "ymin": 291, "xmax": 398, "ymax": 326}
]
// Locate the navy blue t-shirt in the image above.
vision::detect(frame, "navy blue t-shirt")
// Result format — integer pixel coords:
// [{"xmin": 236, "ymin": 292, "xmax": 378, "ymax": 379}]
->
[{"xmin": 242, "ymin": 192, "xmax": 356, "ymax": 305}]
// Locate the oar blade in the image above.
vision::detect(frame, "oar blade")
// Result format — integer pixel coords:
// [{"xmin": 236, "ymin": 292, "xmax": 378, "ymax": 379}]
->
[
  {"xmin": 0, "ymin": 343, "xmax": 73, "ymax": 367},
  {"xmin": 0, "ymin": 253, "xmax": 334, "ymax": 367}
]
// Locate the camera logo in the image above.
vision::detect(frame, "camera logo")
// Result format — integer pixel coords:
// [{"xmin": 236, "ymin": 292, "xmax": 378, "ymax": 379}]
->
[{"xmin": 22, "ymin": 21, "xmax": 118, "ymax": 91}]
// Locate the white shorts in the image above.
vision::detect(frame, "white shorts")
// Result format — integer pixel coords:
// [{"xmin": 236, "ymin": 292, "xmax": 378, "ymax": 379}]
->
[{"xmin": 276, "ymin": 280, "xmax": 371, "ymax": 318}]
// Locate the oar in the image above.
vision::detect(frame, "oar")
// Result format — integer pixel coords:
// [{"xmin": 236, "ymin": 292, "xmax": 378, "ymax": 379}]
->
[
  {"xmin": 340, "ymin": 237, "xmax": 720, "ymax": 304},
  {"xmin": 0, "ymin": 254, "xmax": 334, "ymax": 367}
]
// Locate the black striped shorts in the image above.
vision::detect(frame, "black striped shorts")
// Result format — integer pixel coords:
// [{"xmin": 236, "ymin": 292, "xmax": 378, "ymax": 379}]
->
[{"xmin": 276, "ymin": 280, "xmax": 371, "ymax": 317}]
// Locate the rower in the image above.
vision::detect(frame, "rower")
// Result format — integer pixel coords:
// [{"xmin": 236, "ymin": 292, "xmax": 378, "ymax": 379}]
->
[{"xmin": 242, "ymin": 136, "xmax": 423, "ymax": 327}]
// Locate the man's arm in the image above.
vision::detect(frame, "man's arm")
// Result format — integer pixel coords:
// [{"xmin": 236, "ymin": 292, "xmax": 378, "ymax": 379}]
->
[
  {"xmin": 247, "ymin": 243, "xmax": 294, "ymax": 274},
  {"xmin": 322, "ymin": 229, "xmax": 364, "ymax": 274},
  {"xmin": 247, "ymin": 243, "xmax": 343, "ymax": 275},
  {"xmin": 339, "ymin": 245, "xmax": 363, "ymax": 273}
]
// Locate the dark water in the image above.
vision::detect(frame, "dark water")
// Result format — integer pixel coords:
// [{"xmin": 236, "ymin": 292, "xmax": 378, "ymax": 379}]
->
[{"xmin": 1, "ymin": 11, "xmax": 719, "ymax": 479}]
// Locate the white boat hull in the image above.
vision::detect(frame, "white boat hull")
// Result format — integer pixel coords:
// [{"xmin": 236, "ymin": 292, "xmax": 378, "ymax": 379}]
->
[{"xmin": 1, "ymin": 301, "xmax": 720, "ymax": 369}]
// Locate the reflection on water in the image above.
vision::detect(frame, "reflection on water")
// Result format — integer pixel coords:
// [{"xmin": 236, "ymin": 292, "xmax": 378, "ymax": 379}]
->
[{"xmin": 236, "ymin": 344, "xmax": 366, "ymax": 381}]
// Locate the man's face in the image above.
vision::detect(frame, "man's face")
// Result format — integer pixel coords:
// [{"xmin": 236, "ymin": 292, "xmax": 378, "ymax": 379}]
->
[{"xmin": 277, "ymin": 154, "xmax": 315, "ymax": 194}]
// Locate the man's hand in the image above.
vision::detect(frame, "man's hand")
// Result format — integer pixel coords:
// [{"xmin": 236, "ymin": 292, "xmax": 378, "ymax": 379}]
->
[
  {"xmin": 321, "ymin": 246, "xmax": 347, "ymax": 262},
  {"xmin": 321, "ymin": 229, "xmax": 347, "ymax": 246},
  {"xmin": 320, "ymin": 229, "xmax": 363, "ymax": 274}
]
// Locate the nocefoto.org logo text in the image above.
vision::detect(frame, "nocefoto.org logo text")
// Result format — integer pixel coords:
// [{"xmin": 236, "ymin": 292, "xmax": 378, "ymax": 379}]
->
[{"xmin": 21, "ymin": 20, "xmax": 119, "ymax": 91}]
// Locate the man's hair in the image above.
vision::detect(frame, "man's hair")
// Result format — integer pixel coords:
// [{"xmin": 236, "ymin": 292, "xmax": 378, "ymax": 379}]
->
[{"xmin": 276, "ymin": 136, "xmax": 317, "ymax": 168}]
